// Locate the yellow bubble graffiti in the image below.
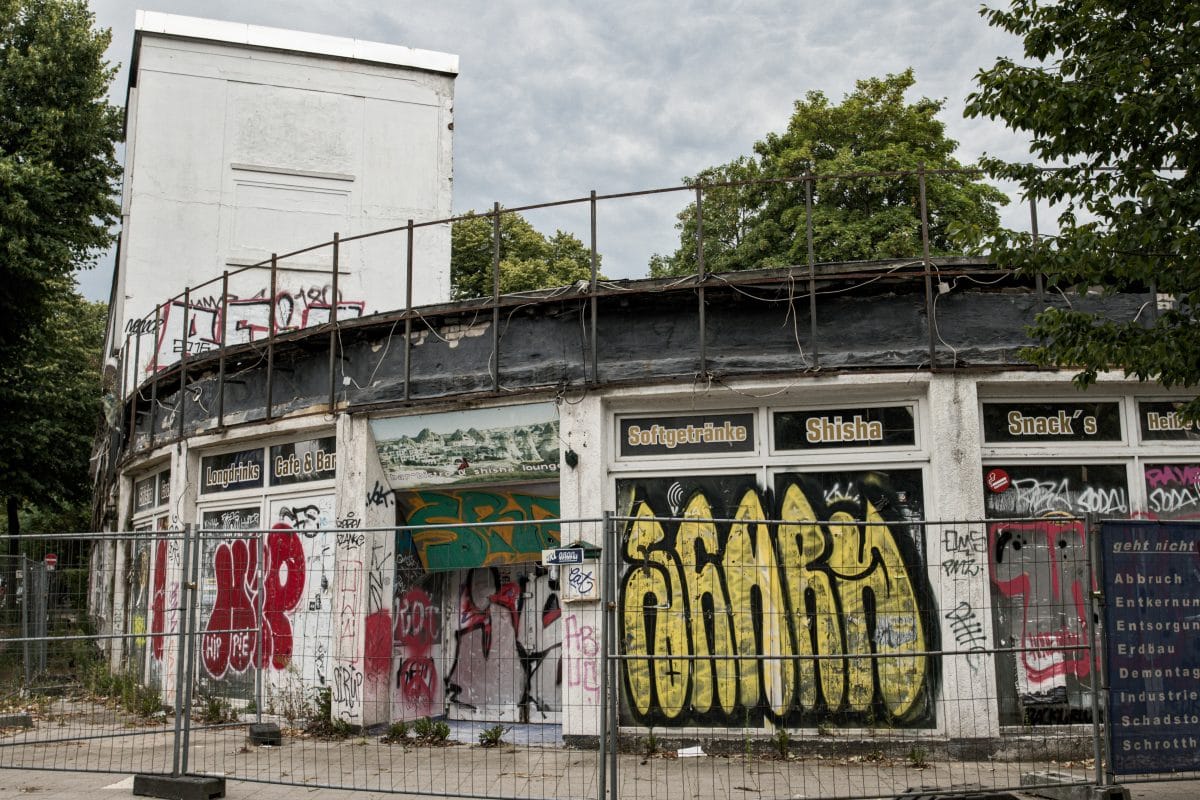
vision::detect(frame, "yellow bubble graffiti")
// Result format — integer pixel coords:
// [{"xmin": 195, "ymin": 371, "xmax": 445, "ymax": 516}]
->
[{"xmin": 620, "ymin": 480, "xmax": 934, "ymax": 727}]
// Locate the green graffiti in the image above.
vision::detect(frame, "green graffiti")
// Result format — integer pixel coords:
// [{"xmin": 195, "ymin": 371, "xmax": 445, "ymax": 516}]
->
[{"xmin": 399, "ymin": 490, "xmax": 560, "ymax": 570}]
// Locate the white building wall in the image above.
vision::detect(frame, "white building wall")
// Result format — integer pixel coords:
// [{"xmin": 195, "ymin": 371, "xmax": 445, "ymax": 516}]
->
[{"xmin": 111, "ymin": 13, "xmax": 456, "ymax": 383}]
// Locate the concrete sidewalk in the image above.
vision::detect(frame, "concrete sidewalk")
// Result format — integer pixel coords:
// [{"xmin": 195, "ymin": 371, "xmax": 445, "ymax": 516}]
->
[{"xmin": 1, "ymin": 697, "xmax": 1196, "ymax": 800}]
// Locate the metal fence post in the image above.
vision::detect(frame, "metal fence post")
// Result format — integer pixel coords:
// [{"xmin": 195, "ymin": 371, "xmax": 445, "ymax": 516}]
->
[
  {"xmin": 180, "ymin": 523, "xmax": 201, "ymax": 776},
  {"xmin": 21, "ymin": 555, "xmax": 30, "ymax": 689},
  {"xmin": 606, "ymin": 512, "xmax": 619, "ymax": 800},
  {"xmin": 598, "ymin": 512, "xmax": 609, "ymax": 800},
  {"xmin": 1086, "ymin": 514, "xmax": 1108, "ymax": 789},
  {"xmin": 171, "ymin": 525, "xmax": 193, "ymax": 777}
]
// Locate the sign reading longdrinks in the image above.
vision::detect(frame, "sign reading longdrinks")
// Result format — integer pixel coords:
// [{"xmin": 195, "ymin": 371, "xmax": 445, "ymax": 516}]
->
[
  {"xmin": 1102, "ymin": 520, "xmax": 1200, "ymax": 774},
  {"xmin": 619, "ymin": 412, "xmax": 755, "ymax": 457},
  {"xmin": 200, "ymin": 448, "xmax": 264, "ymax": 494}
]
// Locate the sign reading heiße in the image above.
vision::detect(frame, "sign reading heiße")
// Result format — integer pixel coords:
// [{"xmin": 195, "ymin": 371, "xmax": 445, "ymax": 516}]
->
[
  {"xmin": 1102, "ymin": 520, "xmax": 1200, "ymax": 774},
  {"xmin": 618, "ymin": 412, "xmax": 755, "ymax": 457}
]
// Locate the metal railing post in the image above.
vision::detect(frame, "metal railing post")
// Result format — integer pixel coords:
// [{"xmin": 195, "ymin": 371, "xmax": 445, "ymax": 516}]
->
[
  {"xmin": 177, "ymin": 289, "xmax": 190, "ymax": 439},
  {"xmin": 149, "ymin": 304, "xmax": 161, "ymax": 449},
  {"xmin": 695, "ymin": 184, "xmax": 707, "ymax": 376},
  {"xmin": 918, "ymin": 164, "xmax": 937, "ymax": 368},
  {"xmin": 1030, "ymin": 195, "xmax": 1044, "ymax": 302},
  {"xmin": 266, "ymin": 254, "xmax": 277, "ymax": 421},
  {"xmin": 589, "ymin": 190, "xmax": 599, "ymax": 384},
  {"xmin": 805, "ymin": 171, "xmax": 819, "ymax": 367},
  {"xmin": 171, "ymin": 525, "xmax": 193, "ymax": 777},
  {"xmin": 126, "ymin": 332, "xmax": 138, "ymax": 444},
  {"xmin": 328, "ymin": 233, "xmax": 340, "ymax": 410},
  {"xmin": 255, "ymin": 535, "xmax": 264, "ymax": 724},
  {"xmin": 404, "ymin": 219, "xmax": 414, "ymax": 401},
  {"xmin": 491, "ymin": 202, "xmax": 501, "ymax": 392},
  {"xmin": 217, "ymin": 271, "xmax": 228, "ymax": 428}
]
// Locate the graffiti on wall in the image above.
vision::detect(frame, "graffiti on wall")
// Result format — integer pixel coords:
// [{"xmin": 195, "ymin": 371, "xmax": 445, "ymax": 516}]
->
[
  {"xmin": 396, "ymin": 489, "xmax": 560, "ymax": 570},
  {"xmin": 988, "ymin": 518, "xmax": 1090, "ymax": 711},
  {"xmin": 139, "ymin": 286, "xmax": 365, "ymax": 373},
  {"xmin": 199, "ymin": 496, "xmax": 334, "ymax": 691},
  {"xmin": 1144, "ymin": 463, "xmax": 1200, "ymax": 520},
  {"xmin": 983, "ymin": 464, "xmax": 1119, "ymax": 723},
  {"xmin": 393, "ymin": 581, "xmax": 443, "ymax": 719},
  {"xmin": 617, "ymin": 472, "xmax": 937, "ymax": 728},
  {"xmin": 443, "ymin": 566, "xmax": 562, "ymax": 722}
]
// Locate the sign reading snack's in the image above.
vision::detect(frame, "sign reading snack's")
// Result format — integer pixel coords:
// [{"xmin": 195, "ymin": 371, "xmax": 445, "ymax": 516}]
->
[
  {"xmin": 619, "ymin": 412, "xmax": 755, "ymax": 457},
  {"xmin": 1139, "ymin": 401, "xmax": 1200, "ymax": 442},
  {"xmin": 200, "ymin": 448, "xmax": 265, "ymax": 494},
  {"xmin": 270, "ymin": 437, "xmax": 337, "ymax": 486},
  {"xmin": 982, "ymin": 402, "xmax": 1122, "ymax": 443},
  {"xmin": 774, "ymin": 406, "xmax": 916, "ymax": 450}
]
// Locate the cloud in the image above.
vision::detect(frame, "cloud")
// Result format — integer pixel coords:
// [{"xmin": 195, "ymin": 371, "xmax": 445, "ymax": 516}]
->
[{"xmin": 84, "ymin": 0, "xmax": 1035, "ymax": 297}]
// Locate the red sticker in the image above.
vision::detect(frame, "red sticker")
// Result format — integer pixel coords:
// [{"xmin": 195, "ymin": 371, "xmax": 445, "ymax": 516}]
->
[{"xmin": 986, "ymin": 468, "xmax": 1011, "ymax": 493}]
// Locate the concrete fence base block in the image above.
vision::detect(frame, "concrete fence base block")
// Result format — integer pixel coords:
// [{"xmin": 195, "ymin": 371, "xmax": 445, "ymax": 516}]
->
[
  {"xmin": 247, "ymin": 722, "xmax": 281, "ymax": 746},
  {"xmin": 0, "ymin": 713, "xmax": 33, "ymax": 729},
  {"xmin": 1020, "ymin": 771, "xmax": 1130, "ymax": 800},
  {"xmin": 132, "ymin": 774, "xmax": 225, "ymax": 800}
]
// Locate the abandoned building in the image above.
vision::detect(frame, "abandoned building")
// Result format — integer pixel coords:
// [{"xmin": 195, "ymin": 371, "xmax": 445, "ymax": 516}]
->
[{"xmin": 90, "ymin": 12, "xmax": 1199, "ymax": 753}]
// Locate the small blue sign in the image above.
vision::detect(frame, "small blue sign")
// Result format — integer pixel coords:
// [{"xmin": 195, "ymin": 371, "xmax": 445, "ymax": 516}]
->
[
  {"xmin": 542, "ymin": 547, "xmax": 584, "ymax": 566},
  {"xmin": 1102, "ymin": 521, "xmax": 1200, "ymax": 775}
]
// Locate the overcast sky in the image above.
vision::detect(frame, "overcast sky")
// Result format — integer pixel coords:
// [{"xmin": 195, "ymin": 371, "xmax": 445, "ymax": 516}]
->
[{"xmin": 83, "ymin": 0, "xmax": 1037, "ymax": 302}]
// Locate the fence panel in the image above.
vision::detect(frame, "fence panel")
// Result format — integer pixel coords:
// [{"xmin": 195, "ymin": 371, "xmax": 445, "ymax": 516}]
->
[
  {"xmin": 179, "ymin": 519, "xmax": 604, "ymax": 800},
  {"xmin": 605, "ymin": 513, "xmax": 1100, "ymax": 800},
  {"xmin": 0, "ymin": 532, "xmax": 187, "ymax": 777}
]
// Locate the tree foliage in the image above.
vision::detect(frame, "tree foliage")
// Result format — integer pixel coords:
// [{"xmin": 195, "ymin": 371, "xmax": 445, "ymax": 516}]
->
[
  {"xmin": 0, "ymin": 0, "xmax": 119, "ymax": 547},
  {"xmin": 966, "ymin": 1, "xmax": 1200, "ymax": 416},
  {"xmin": 652, "ymin": 70, "xmax": 1007, "ymax": 277},
  {"xmin": 450, "ymin": 210, "xmax": 600, "ymax": 300}
]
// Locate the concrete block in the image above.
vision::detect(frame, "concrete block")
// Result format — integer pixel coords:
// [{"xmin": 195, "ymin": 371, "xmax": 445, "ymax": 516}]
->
[
  {"xmin": 0, "ymin": 713, "xmax": 33, "ymax": 728},
  {"xmin": 132, "ymin": 774, "xmax": 225, "ymax": 800},
  {"xmin": 247, "ymin": 721, "xmax": 281, "ymax": 746},
  {"xmin": 1020, "ymin": 770, "xmax": 1129, "ymax": 800}
]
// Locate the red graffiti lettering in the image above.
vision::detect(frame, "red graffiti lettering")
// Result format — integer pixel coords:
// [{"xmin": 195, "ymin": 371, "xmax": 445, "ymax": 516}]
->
[
  {"xmin": 364, "ymin": 610, "xmax": 391, "ymax": 685},
  {"xmin": 201, "ymin": 525, "xmax": 306, "ymax": 679},
  {"xmin": 150, "ymin": 538, "xmax": 167, "ymax": 662}
]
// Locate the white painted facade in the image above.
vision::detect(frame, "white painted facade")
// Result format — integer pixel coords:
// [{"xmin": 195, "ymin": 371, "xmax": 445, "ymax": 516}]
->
[
  {"xmin": 108, "ymin": 12, "xmax": 457, "ymax": 381},
  {"xmin": 104, "ymin": 368, "xmax": 1200, "ymax": 740}
]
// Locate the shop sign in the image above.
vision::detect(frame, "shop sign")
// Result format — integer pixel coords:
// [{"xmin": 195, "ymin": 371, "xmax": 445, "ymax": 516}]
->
[
  {"xmin": 618, "ymin": 412, "xmax": 755, "ymax": 457},
  {"xmin": 774, "ymin": 406, "xmax": 915, "ymax": 450},
  {"xmin": 133, "ymin": 475, "xmax": 157, "ymax": 512},
  {"xmin": 200, "ymin": 448, "xmax": 264, "ymax": 494},
  {"xmin": 1138, "ymin": 401, "xmax": 1200, "ymax": 442},
  {"xmin": 133, "ymin": 468, "xmax": 171, "ymax": 513},
  {"xmin": 371, "ymin": 402, "xmax": 559, "ymax": 489},
  {"xmin": 157, "ymin": 469, "xmax": 170, "ymax": 506},
  {"xmin": 982, "ymin": 402, "xmax": 1122, "ymax": 443},
  {"xmin": 1102, "ymin": 520, "xmax": 1200, "ymax": 774},
  {"xmin": 269, "ymin": 436, "xmax": 337, "ymax": 486}
]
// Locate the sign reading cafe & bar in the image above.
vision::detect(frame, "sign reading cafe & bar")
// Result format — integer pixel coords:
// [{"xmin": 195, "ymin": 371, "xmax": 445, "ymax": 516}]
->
[
  {"xmin": 619, "ymin": 411, "xmax": 755, "ymax": 457},
  {"xmin": 270, "ymin": 436, "xmax": 336, "ymax": 486}
]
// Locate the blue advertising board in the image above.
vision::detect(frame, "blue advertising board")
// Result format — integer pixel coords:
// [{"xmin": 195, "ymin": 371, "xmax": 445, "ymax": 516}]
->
[{"xmin": 1102, "ymin": 520, "xmax": 1200, "ymax": 774}]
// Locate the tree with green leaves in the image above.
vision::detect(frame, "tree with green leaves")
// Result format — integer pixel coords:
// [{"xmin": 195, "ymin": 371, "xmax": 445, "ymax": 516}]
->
[
  {"xmin": 651, "ymin": 70, "xmax": 1008, "ymax": 277},
  {"xmin": 450, "ymin": 210, "xmax": 600, "ymax": 300},
  {"xmin": 1, "ymin": 0, "xmax": 119, "ymax": 599},
  {"xmin": 966, "ymin": 1, "xmax": 1199, "ymax": 417}
]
